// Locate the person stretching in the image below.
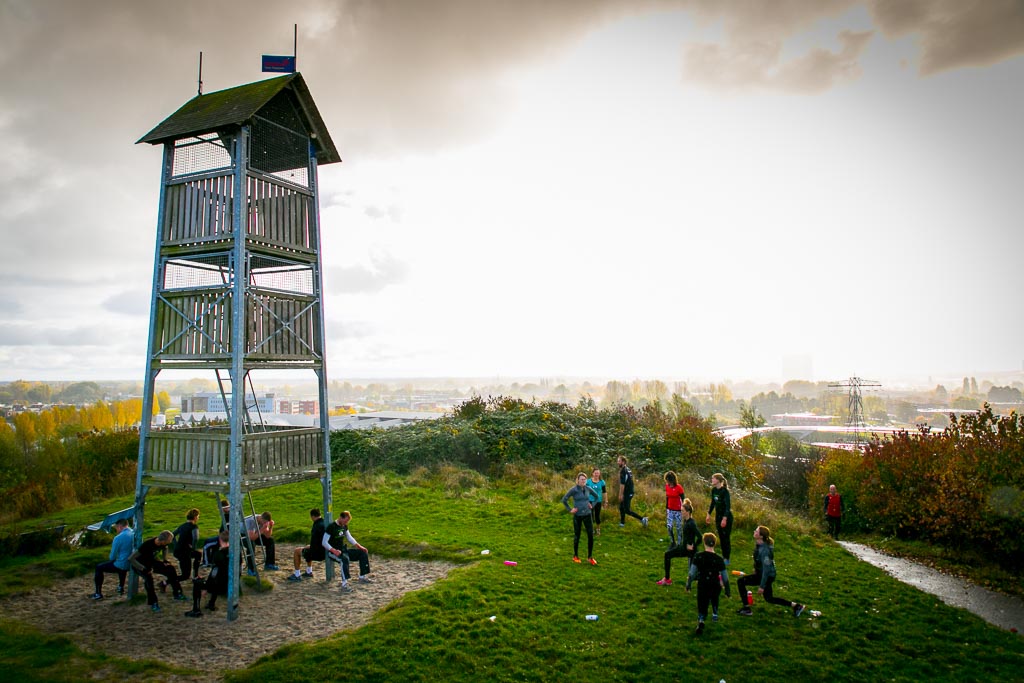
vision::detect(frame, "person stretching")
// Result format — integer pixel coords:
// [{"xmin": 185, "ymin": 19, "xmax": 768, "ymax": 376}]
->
[
  {"xmin": 657, "ymin": 499, "xmax": 700, "ymax": 585},
  {"xmin": 736, "ymin": 525, "xmax": 805, "ymax": 619}
]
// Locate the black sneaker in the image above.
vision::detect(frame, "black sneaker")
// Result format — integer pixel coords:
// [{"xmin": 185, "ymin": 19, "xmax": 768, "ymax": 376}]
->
[
  {"xmin": 184, "ymin": 609, "xmax": 203, "ymax": 618},
  {"xmin": 695, "ymin": 621, "xmax": 705, "ymax": 635},
  {"xmin": 793, "ymin": 603, "xmax": 805, "ymax": 618},
  {"xmin": 90, "ymin": 593, "xmax": 103, "ymax": 600},
  {"xmin": 737, "ymin": 607, "xmax": 753, "ymax": 616}
]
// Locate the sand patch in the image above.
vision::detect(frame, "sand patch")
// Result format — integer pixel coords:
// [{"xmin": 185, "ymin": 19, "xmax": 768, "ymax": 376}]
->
[{"xmin": 0, "ymin": 556, "xmax": 457, "ymax": 680}]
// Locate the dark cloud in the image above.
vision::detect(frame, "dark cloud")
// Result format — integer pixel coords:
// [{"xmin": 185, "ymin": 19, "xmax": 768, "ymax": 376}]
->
[
  {"xmin": 868, "ymin": 0, "xmax": 1024, "ymax": 75},
  {"xmin": 326, "ymin": 253, "xmax": 409, "ymax": 294}
]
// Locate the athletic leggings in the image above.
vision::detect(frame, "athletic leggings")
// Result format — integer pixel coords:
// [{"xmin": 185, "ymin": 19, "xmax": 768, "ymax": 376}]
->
[
  {"xmin": 591, "ymin": 502, "xmax": 603, "ymax": 527},
  {"xmin": 663, "ymin": 544, "xmax": 692, "ymax": 580},
  {"xmin": 737, "ymin": 573, "xmax": 792, "ymax": 608},
  {"xmin": 573, "ymin": 514, "xmax": 595, "ymax": 558},
  {"xmin": 717, "ymin": 517, "xmax": 732, "ymax": 562},
  {"xmin": 619, "ymin": 494, "xmax": 644, "ymax": 524}
]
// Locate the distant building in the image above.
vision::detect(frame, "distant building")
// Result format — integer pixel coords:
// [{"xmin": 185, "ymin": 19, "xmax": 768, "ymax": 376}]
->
[
  {"xmin": 181, "ymin": 392, "xmax": 276, "ymax": 414},
  {"xmin": 279, "ymin": 399, "xmax": 318, "ymax": 415},
  {"xmin": 770, "ymin": 412, "xmax": 836, "ymax": 426}
]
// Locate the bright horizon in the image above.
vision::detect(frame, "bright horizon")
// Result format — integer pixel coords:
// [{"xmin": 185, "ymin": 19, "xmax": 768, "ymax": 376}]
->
[{"xmin": 2, "ymin": 2, "xmax": 1022, "ymax": 386}]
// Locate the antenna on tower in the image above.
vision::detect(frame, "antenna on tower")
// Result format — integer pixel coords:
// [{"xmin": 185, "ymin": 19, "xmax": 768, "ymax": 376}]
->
[
  {"xmin": 828, "ymin": 376, "xmax": 881, "ymax": 447},
  {"xmin": 197, "ymin": 51, "xmax": 204, "ymax": 96}
]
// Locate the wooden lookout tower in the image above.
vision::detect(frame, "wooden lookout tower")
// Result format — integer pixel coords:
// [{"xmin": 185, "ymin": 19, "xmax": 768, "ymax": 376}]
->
[{"xmin": 135, "ymin": 74, "xmax": 340, "ymax": 620}]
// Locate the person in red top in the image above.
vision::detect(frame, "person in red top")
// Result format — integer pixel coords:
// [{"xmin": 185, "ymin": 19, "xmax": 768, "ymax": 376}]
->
[
  {"xmin": 823, "ymin": 484, "xmax": 844, "ymax": 539},
  {"xmin": 664, "ymin": 471, "xmax": 685, "ymax": 548}
]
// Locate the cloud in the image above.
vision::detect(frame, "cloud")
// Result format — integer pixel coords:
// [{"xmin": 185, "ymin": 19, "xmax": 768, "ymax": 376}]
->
[
  {"xmin": 0, "ymin": 299, "xmax": 23, "ymax": 317},
  {"xmin": 363, "ymin": 203, "xmax": 404, "ymax": 222},
  {"xmin": 678, "ymin": 0, "xmax": 1024, "ymax": 92},
  {"xmin": 868, "ymin": 0, "xmax": 1024, "ymax": 75},
  {"xmin": 0, "ymin": 324, "xmax": 112, "ymax": 346},
  {"xmin": 326, "ymin": 252, "xmax": 410, "ymax": 294},
  {"xmin": 102, "ymin": 290, "xmax": 149, "ymax": 316},
  {"xmin": 682, "ymin": 29, "xmax": 872, "ymax": 93},
  {"xmin": 324, "ymin": 318, "xmax": 374, "ymax": 340}
]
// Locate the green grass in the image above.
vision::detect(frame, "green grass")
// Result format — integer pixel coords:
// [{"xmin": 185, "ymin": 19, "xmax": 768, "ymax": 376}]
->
[
  {"xmin": 0, "ymin": 620, "xmax": 179, "ymax": 682},
  {"xmin": 1, "ymin": 470, "xmax": 1022, "ymax": 682}
]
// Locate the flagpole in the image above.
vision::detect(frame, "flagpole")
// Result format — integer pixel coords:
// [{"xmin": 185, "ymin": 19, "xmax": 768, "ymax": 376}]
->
[
  {"xmin": 293, "ymin": 24, "xmax": 298, "ymax": 71},
  {"xmin": 198, "ymin": 51, "xmax": 204, "ymax": 96}
]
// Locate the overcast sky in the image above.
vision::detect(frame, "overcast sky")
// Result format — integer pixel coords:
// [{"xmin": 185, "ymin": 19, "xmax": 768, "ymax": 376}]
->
[{"xmin": 1, "ymin": 0, "xmax": 1023, "ymax": 386}]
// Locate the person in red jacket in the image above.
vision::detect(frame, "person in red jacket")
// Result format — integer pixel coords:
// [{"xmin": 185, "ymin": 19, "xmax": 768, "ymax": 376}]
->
[
  {"xmin": 823, "ymin": 484, "xmax": 844, "ymax": 539},
  {"xmin": 664, "ymin": 471, "xmax": 685, "ymax": 548}
]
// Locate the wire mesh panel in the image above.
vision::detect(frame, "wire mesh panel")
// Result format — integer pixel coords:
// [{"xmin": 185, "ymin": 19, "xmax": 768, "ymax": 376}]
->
[
  {"xmin": 171, "ymin": 133, "xmax": 234, "ymax": 178},
  {"xmin": 250, "ymin": 98, "xmax": 310, "ymax": 188},
  {"xmin": 249, "ymin": 254, "xmax": 314, "ymax": 295},
  {"xmin": 163, "ymin": 253, "xmax": 233, "ymax": 290}
]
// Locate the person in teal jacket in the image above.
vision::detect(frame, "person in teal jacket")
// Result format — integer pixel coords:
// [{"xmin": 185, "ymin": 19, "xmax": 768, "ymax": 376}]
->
[{"xmin": 586, "ymin": 469, "xmax": 607, "ymax": 536}]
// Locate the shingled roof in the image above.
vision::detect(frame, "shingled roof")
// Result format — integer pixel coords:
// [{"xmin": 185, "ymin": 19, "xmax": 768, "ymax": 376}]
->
[{"xmin": 137, "ymin": 73, "xmax": 340, "ymax": 165}]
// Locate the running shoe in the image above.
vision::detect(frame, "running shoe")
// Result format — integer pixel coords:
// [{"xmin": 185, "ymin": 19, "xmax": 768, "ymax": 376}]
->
[
  {"xmin": 737, "ymin": 607, "xmax": 753, "ymax": 616},
  {"xmin": 287, "ymin": 574, "xmax": 303, "ymax": 582},
  {"xmin": 641, "ymin": 517, "xmax": 649, "ymax": 528},
  {"xmin": 340, "ymin": 583, "xmax": 353, "ymax": 593},
  {"xmin": 656, "ymin": 578, "xmax": 672, "ymax": 586},
  {"xmin": 151, "ymin": 604, "xmax": 162, "ymax": 613},
  {"xmin": 794, "ymin": 603, "xmax": 806, "ymax": 618},
  {"xmin": 588, "ymin": 557, "xmax": 597, "ymax": 566},
  {"xmin": 573, "ymin": 556, "xmax": 582, "ymax": 563},
  {"xmin": 90, "ymin": 593, "xmax": 103, "ymax": 600}
]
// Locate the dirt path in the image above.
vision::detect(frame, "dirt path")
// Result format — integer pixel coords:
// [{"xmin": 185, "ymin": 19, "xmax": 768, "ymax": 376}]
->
[
  {"xmin": 839, "ymin": 541, "xmax": 1023, "ymax": 634},
  {"xmin": 0, "ymin": 557, "xmax": 459, "ymax": 680}
]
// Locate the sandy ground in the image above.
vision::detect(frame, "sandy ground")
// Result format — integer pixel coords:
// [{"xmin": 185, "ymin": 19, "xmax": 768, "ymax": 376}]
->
[{"xmin": 0, "ymin": 556, "xmax": 458, "ymax": 680}]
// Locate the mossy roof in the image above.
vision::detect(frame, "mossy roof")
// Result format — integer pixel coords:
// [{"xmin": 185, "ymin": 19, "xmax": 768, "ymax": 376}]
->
[{"xmin": 137, "ymin": 73, "xmax": 340, "ymax": 165}]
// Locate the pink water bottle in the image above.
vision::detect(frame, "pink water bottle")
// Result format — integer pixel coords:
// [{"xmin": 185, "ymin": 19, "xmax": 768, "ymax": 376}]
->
[{"xmin": 504, "ymin": 561, "xmax": 517, "ymax": 566}]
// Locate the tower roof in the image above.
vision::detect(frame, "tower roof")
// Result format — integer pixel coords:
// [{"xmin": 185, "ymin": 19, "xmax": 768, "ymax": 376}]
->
[{"xmin": 137, "ymin": 73, "xmax": 340, "ymax": 165}]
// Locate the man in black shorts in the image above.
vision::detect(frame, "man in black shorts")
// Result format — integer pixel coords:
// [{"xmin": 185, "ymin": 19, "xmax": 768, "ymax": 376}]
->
[{"xmin": 288, "ymin": 508, "xmax": 326, "ymax": 581}]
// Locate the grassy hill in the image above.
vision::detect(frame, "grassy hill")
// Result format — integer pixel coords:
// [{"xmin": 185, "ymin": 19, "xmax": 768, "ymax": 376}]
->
[{"xmin": 1, "ymin": 468, "xmax": 1022, "ymax": 682}]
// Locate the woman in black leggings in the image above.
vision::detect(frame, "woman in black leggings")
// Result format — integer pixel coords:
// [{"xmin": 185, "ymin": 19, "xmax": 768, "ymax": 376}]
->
[
  {"xmin": 736, "ymin": 525, "xmax": 805, "ymax": 618},
  {"xmin": 705, "ymin": 473, "xmax": 732, "ymax": 566}
]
